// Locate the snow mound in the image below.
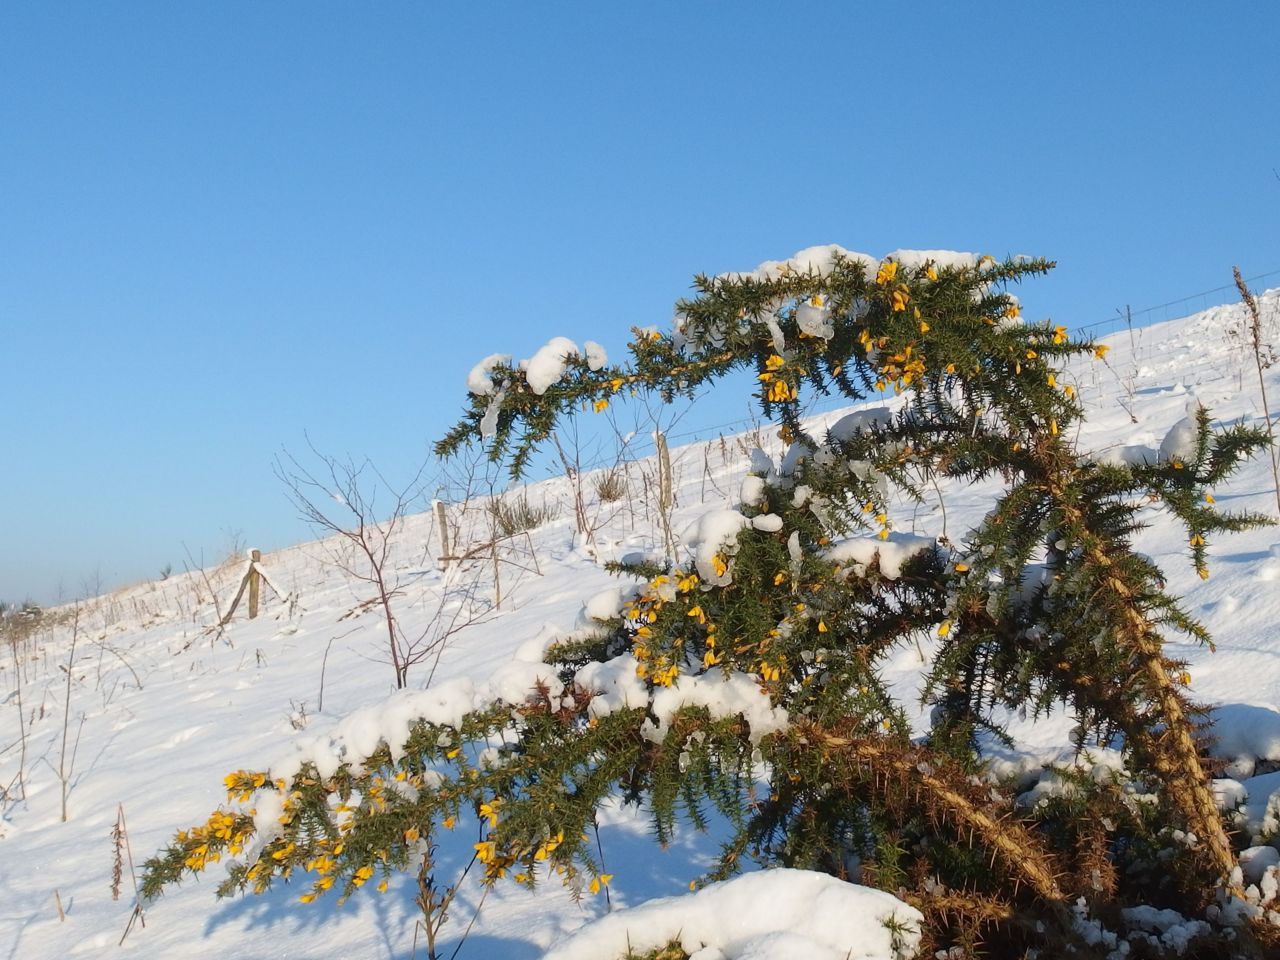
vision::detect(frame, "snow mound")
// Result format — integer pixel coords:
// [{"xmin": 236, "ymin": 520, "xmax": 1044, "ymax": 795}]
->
[{"xmin": 543, "ymin": 868, "xmax": 922, "ymax": 960}]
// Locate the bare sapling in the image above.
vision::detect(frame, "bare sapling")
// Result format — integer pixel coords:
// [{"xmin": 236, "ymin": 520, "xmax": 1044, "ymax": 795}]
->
[
  {"xmin": 654, "ymin": 431, "xmax": 677, "ymax": 560},
  {"xmin": 277, "ymin": 442, "xmax": 427, "ymax": 688},
  {"xmin": 552, "ymin": 427, "xmax": 598, "ymax": 554},
  {"xmin": 1234, "ymin": 266, "xmax": 1280, "ymax": 515},
  {"xmin": 279, "ymin": 441, "xmax": 489, "ymax": 690}
]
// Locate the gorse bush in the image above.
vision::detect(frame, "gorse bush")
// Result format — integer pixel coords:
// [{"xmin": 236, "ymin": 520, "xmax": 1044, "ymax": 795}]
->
[{"xmin": 144, "ymin": 248, "xmax": 1275, "ymax": 956}]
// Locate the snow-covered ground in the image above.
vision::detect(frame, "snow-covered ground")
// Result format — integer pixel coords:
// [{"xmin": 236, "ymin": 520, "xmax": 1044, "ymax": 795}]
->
[{"xmin": 4, "ymin": 284, "xmax": 1280, "ymax": 959}]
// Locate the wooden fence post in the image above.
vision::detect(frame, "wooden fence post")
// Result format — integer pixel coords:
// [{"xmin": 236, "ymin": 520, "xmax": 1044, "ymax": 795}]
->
[
  {"xmin": 218, "ymin": 548, "xmax": 283, "ymax": 627},
  {"xmin": 247, "ymin": 549, "xmax": 261, "ymax": 619},
  {"xmin": 435, "ymin": 500, "xmax": 452, "ymax": 571}
]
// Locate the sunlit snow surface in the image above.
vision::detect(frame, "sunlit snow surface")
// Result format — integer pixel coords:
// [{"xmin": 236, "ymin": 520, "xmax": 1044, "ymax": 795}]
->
[{"xmin": 3, "ymin": 278, "xmax": 1280, "ymax": 958}]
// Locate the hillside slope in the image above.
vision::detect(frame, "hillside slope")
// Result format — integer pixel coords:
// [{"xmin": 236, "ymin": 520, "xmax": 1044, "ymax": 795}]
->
[{"xmin": 3, "ymin": 287, "xmax": 1280, "ymax": 959}]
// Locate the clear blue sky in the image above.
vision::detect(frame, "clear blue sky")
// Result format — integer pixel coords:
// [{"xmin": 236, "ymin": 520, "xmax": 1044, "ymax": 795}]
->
[{"xmin": 3, "ymin": 3, "xmax": 1278, "ymax": 604}]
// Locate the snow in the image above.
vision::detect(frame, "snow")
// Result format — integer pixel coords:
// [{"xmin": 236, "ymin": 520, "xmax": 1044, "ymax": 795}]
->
[
  {"xmin": 750, "ymin": 513, "xmax": 783, "ymax": 533},
  {"xmin": 1159, "ymin": 401, "xmax": 1203, "ymax": 462},
  {"xmin": 4, "ymin": 280, "xmax": 1280, "ymax": 958},
  {"xmin": 882, "ymin": 249, "xmax": 981, "ymax": 273},
  {"xmin": 573, "ymin": 655, "xmax": 787, "ymax": 745},
  {"xmin": 828, "ymin": 406, "xmax": 895, "ymax": 442},
  {"xmin": 543, "ymin": 869, "xmax": 922, "ymax": 960},
  {"xmin": 681, "ymin": 508, "xmax": 752, "ymax": 586},
  {"xmin": 523, "ymin": 336, "xmax": 580, "ymax": 395},
  {"xmin": 646, "ymin": 670, "xmax": 787, "ymax": 745},
  {"xmin": 576, "ymin": 654, "xmax": 651, "ymax": 716},
  {"xmin": 1120, "ymin": 905, "xmax": 1211, "ymax": 955},
  {"xmin": 825, "ymin": 532, "xmax": 936, "ymax": 580},
  {"xmin": 1240, "ymin": 846, "xmax": 1280, "ymax": 885},
  {"xmin": 479, "ymin": 385, "xmax": 507, "ymax": 438},
  {"xmin": 1206, "ymin": 702, "xmax": 1280, "ymax": 776},
  {"xmin": 467, "ymin": 352, "xmax": 511, "ymax": 396},
  {"xmin": 584, "ymin": 340, "xmax": 608, "ymax": 371},
  {"xmin": 724, "ymin": 243, "xmax": 880, "ymax": 282},
  {"xmin": 582, "ymin": 585, "xmax": 640, "ymax": 624},
  {"xmin": 795, "ymin": 294, "xmax": 834, "ymax": 340}
]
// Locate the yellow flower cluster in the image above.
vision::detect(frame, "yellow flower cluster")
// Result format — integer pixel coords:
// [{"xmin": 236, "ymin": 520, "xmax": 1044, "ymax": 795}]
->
[
  {"xmin": 178, "ymin": 808, "xmax": 255, "ymax": 872},
  {"xmin": 876, "ymin": 343, "xmax": 926, "ymax": 394},
  {"xmin": 224, "ymin": 769, "xmax": 274, "ymax": 803},
  {"xmin": 474, "ymin": 829, "xmax": 568, "ymax": 882},
  {"xmin": 758, "ymin": 354, "xmax": 794, "ymax": 403},
  {"xmin": 764, "ymin": 379, "xmax": 794, "ymax": 403},
  {"xmin": 624, "ymin": 569, "xmax": 729, "ymax": 686},
  {"xmin": 588, "ymin": 872, "xmax": 614, "ymax": 895},
  {"xmin": 296, "ymin": 837, "xmax": 383, "ymax": 903}
]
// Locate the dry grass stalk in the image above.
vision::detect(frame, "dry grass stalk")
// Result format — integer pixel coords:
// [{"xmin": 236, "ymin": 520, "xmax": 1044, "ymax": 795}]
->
[{"xmin": 1233, "ymin": 266, "xmax": 1280, "ymax": 516}]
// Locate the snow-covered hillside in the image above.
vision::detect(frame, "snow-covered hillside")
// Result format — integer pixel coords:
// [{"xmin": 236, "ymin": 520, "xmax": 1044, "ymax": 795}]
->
[{"xmin": 4, "ymin": 285, "xmax": 1280, "ymax": 959}]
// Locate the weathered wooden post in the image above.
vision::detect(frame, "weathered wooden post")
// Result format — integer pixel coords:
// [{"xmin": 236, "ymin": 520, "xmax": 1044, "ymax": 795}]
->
[
  {"xmin": 434, "ymin": 500, "xmax": 452, "ymax": 571},
  {"xmin": 218, "ymin": 549, "xmax": 283, "ymax": 627},
  {"xmin": 247, "ymin": 548, "xmax": 262, "ymax": 619}
]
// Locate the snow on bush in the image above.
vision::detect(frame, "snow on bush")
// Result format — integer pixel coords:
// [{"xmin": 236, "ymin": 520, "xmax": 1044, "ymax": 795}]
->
[
  {"xmin": 524, "ymin": 336, "xmax": 581, "ymax": 395},
  {"xmin": 681, "ymin": 509, "xmax": 751, "ymax": 587},
  {"xmin": 467, "ymin": 352, "xmax": 511, "ymax": 396},
  {"xmin": 825, "ymin": 532, "xmax": 936, "ymax": 580}
]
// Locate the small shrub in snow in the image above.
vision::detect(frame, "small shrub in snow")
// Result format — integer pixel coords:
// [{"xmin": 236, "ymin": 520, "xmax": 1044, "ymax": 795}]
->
[
  {"xmin": 594, "ymin": 469, "xmax": 629, "ymax": 503},
  {"xmin": 488, "ymin": 491, "xmax": 559, "ymax": 537},
  {"xmin": 146, "ymin": 247, "xmax": 1277, "ymax": 957}
]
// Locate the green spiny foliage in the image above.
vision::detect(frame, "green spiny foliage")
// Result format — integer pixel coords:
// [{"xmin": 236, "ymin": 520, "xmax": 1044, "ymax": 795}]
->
[{"xmin": 146, "ymin": 252, "xmax": 1275, "ymax": 957}]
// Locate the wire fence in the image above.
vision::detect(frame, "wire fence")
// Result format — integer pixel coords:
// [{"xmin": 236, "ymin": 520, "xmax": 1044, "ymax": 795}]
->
[{"xmin": 1074, "ymin": 268, "xmax": 1280, "ymax": 339}]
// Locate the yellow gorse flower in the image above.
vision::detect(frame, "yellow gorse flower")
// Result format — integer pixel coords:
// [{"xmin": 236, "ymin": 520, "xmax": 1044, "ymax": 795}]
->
[
  {"xmin": 765, "ymin": 379, "xmax": 793, "ymax": 403},
  {"xmin": 589, "ymin": 873, "xmax": 614, "ymax": 895},
  {"xmin": 875, "ymin": 260, "xmax": 898, "ymax": 285},
  {"xmin": 479, "ymin": 799, "xmax": 502, "ymax": 828}
]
